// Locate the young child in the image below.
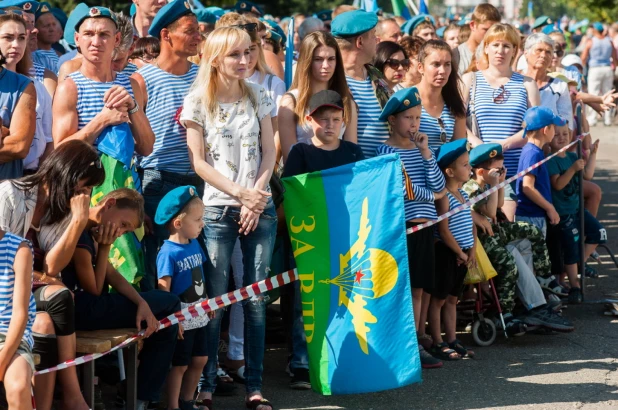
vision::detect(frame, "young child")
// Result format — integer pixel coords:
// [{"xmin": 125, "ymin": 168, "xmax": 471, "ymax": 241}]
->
[
  {"xmin": 430, "ymin": 138, "xmax": 477, "ymax": 360},
  {"xmin": 0, "ymin": 231, "xmax": 35, "ymax": 410},
  {"xmin": 375, "ymin": 87, "xmax": 446, "ymax": 369},
  {"xmin": 547, "ymin": 125, "xmax": 605, "ymax": 304},
  {"xmin": 515, "ymin": 106, "xmax": 566, "ymax": 237},
  {"xmin": 283, "ymin": 90, "xmax": 365, "ymax": 388},
  {"xmin": 156, "ymin": 186, "xmax": 211, "ymax": 410}
]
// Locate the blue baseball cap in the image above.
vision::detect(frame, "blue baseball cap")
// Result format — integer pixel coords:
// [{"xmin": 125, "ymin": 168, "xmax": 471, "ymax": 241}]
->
[
  {"xmin": 155, "ymin": 185, "xmax": 201, "ymax": 225},
  {"xmin": 436, "ymin": 139, "xmax": 471, "ymax": 169},
  {"xmin": 523, "ymin": 106, "xmax": 566, "ymax": 134},
  {"xmin": 148, "ymin": 0, "xmax": 194, "ymax": 38},
  {"xmin": 331, "ymin": 10, "xmax": 378, "ymax": 38},
  {"xmin": 379, "ymin": 87, "xmax": 421, "ymax": 121}
]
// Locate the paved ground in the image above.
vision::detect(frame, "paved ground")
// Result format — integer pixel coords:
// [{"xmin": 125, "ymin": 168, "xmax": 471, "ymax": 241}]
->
[{"xmin": 211, "ymin": 124, "xmax": 618, "ymax": 410}]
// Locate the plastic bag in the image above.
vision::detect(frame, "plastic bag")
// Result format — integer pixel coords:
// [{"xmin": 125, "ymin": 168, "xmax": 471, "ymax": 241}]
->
[{"xmin": 465, "ymin": 239, "xmax": 498, "ymax": 285}]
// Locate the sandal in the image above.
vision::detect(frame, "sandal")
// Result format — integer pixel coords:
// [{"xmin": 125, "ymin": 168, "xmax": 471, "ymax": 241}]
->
[
  {"xmin": 430, "ymin": 342, "xmax": 461, "ymax": 361},
  {"xmin": 448, "ymin": 339, "xmax": 475, "ymax": 358},
  {"xmin": 245, "ymin": 398, "xmax": 273, "ymax": 410}
]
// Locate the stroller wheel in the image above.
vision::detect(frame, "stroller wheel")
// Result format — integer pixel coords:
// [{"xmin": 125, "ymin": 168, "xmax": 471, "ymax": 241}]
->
[{"xmin": 472, "ymin": 318, "xmax": 496, "ymax": 347}]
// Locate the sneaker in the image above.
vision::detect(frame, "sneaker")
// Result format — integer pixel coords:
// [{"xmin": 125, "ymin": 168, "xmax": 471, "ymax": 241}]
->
[
  {"xmin": 568, "ymin": 287, "xmax": 583, "ymax": 304},
  {"xmin": 419, "ymin": 345, "xmax": 443, "ymax": 369},
  {"xmin": 537, "ymin": 276, "xmax": 568, "ymax": 297},
  {"xmin": 546, "ymin": 298, "xmax": 563, "ymax": 312},
  {"xmin": 505, "ymin": 319, "xmax": 527, "ymax": 337},
  {"xmin": 522, "ymin": 306, "xmax": 574, "ymax": 332},
  {"xmin": 290, "ymin": 368, "xmax": 311, "ymax": 390}
]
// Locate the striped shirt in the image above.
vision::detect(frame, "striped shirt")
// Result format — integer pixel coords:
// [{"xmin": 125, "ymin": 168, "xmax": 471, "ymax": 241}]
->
[
  {"xmin": 437, "ymin": 189, "xmax": 475, "ymax": 249},
  {"xmin": 420, "ymin": 104, "xmax": 457, "ymax": 150},
  {"xmin": 346, "ymin": 76, "xmax": 390, "ymax": 158},
  {"xmin": 68, "ymin": 71, "xmax": 134, "ymax": 143},
  {"xmin": 120, "ymin": 63, "xmax": 139, "ymax": 77},
  {"xmin": 137, "ymin": 64, "xmax": 199, "ymax": 174},
  {"xmin": 376, "ymin": 144, "xmax": 445, "ymax": 221},
  {"xmin": 0, "ymin": 233, "xmax": 35, "ymax": 348},
  {"xmin": 32, "ymin": 49, "xmax": 59, "ymax": 73},
  {"xmin": 29, "ymin": 63, "xmax": 46, "ymax": 84},
  {"xmin": 470, "ymin": 71, "xmax": 528, "ymax": 178}
]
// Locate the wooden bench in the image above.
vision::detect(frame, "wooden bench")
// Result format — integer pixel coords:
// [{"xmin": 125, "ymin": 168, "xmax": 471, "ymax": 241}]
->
[{"xmin": 76, "ymin": 329, "xmax": 139, "ymax": 410}]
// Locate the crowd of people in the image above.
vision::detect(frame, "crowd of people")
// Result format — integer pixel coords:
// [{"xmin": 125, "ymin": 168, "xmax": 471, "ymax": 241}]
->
[{"xmin": 0, "ymin": 0, "xmax": 614, "ymax": 409}]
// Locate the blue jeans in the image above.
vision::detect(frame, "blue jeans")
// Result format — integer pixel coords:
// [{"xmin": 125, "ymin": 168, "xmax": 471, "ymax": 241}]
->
[
  {"xmin": 199, "ymin": 203, "xmax": 277, "ymax": 393},
  {"xmin": 74, "ymin": 290, "xmax": 181, "ymax": 402},
  {"xmin": 140, "ymin": 168, "xmax": 204, "ymax": 291},
  {"xmin": 283, "ymin": 249, "xmax": 309, "ymax": 371}
]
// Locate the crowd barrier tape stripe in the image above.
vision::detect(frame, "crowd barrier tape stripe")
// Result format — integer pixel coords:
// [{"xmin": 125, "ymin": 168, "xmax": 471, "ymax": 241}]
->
[
  {"xmin": 406, "ymin": 140, "xmax": 579, "ymax": 235},
  {"xmin": 33, "ymin": 269, "xmax": 299, "ymax": 376}
]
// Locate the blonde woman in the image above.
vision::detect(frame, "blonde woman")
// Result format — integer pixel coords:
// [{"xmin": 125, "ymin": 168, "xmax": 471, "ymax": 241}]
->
[
  {"xmin": 182, "ymin": 27, "xmax": 276, "ymax": 410},
  {"xmin": 278, "ymin": 31, "xmax": 357, "ymax": 162}
]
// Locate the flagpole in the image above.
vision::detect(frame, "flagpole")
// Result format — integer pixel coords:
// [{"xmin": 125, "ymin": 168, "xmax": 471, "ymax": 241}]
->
[
  {"xmin": 284, "ymin": 18, "xmax": 294, "ymax": 89},
  {"xmin": 405, "ymin": 0, "xmax": 420, "ymax": 15}
]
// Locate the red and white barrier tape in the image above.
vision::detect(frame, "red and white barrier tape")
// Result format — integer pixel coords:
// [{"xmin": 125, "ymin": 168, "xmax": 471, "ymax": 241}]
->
[
  {"xmin": 34, "ymin": 269, "xmax": 299, "ymax": 376},
  {"xmin": 406, "ymin": 140, "xmax": 578, "ymax": 234}
]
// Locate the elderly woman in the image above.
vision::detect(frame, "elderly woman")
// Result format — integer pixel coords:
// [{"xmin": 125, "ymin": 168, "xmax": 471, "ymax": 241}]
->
[
  {"xmin": 461, "ymin": 23, "xmax": 540, "ymax": 221},
  {"xmin": 523, "ymin": 33, "xmax": 574, "ymax": 131}
]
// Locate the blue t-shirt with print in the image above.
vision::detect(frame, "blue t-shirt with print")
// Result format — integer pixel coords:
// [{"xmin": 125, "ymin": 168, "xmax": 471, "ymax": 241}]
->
[
  {"xmin": 516, "ymin": 143, "xmax": 552, "ymax": 218},
  {"xmin": 156, "ymin": 239, "xmax": 207, "ymax": 304}
]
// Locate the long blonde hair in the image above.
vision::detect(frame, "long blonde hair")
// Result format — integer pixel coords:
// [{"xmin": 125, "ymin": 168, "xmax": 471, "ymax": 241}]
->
[
  {"xmin": 216, "ymin": 12, "xmax": 271, "ymax": 82},
  {"xmin": 188, "ymin": 27, "xmax": 257, "ymax": 122}
]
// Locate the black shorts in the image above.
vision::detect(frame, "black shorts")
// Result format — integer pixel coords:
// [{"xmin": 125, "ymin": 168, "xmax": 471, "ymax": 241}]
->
[
  {"xmin": 406, "ymin": 222, "xmax": 435, "ymax": 290},
  {"xmin": 172, "ymin": 325, "xmax": 208, "ymax": 367},
  {"xmin": 430, "ymin": 241, "xmax": 468, "ymax": 300}
]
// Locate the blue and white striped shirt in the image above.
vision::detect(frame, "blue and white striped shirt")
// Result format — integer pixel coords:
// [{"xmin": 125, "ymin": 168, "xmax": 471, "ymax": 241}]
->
[
  {"xmin": 29, "ymin": 63, "xmax": 45, "ymax": 84},
  {"xmin": 68, "ymin": 71, "xmax": 134, "ymax": 143},
  {"xmin": 32, "ymin": 49, "xmax": 58, "ymax": 73},
  {"xmin": 0, "ymin": 233, "xmax": 35, "ymax": 348},
  {"xmin": 437, "ymin": 189, "xmax": 475, "ymax": 249},
  {"xmin": 346, "ymin": 76, "xmax": 390, "ymax": 158},
  {"xmin": 137, "ymin": 64, "xmax": 199, "ymax": 174},
  {"xmin": 376, "ymin": 144, "xmax": 445, "ymax": 221},
  {"xmin": 420, "ymin": 104, "xmax": 457, "ymax": 150},
  {"xmin": 120, "ymin": 63, "xmax": 138, "ymax": 77},
  {"xmin": 470, "ymin": 71, "xmax": 528, "ymax": 178}
]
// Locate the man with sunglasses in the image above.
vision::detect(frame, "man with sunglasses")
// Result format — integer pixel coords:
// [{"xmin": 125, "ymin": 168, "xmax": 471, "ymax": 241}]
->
[{"xmin": 131, "ymin": 0, "xmax": 202, "ymax": 292}]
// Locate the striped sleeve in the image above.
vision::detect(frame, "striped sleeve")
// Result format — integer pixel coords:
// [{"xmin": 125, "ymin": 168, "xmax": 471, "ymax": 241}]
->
[
  {"xmin": 423, "ymin": 153, "xmax": 446, "ymax": 193},
  {"xmin": 412, "ymin": 184, "xmax": 435, "ymax": 202}
]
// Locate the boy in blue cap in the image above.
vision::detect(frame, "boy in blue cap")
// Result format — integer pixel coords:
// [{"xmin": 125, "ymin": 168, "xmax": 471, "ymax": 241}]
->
[
  {"xmin": 376, "ymin": 87, "xmax": 446, "ymax": 369},
  {"xmin": 515, "ymin": 106, "xmax": 565, "ymax": 237},
  {"xmin": 429, "ymin": 138, "xmax": 477, "ymax": 360},
  {"xmin": 156, "ymin": 185, "xmax": 213, "ymax": 410},
  {"xmin": 547, "ymin": 125, "xmax": 605, "ymax": 304}
]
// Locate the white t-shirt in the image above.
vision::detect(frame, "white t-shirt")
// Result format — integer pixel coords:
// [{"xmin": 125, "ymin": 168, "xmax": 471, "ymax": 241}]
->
[
  {"xmin": 24, "ymin": 80, "xmax": 52, "ymax": 170},
  {"xmin": 540, "ymin": 77, "xmax": 575, "ymax": 130},
  {"xmin": 181, "ymin": 82, "xmax": 274, "ymax": 206},
  {"xmin": 247, "ymin": 71, "xmax": 285, "ymax": 118}
]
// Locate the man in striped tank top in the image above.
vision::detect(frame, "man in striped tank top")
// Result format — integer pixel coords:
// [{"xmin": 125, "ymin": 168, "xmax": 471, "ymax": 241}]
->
[
  {"xmin": 33, "ymin": 2, "xmax": 61, "ymax": 73},
  {"xmin": 131, "ymin": 0, "xmax": 202, "ymax": 291},
  {"xmin": 332, "ymin": 10, "xmax": 391, "ymax": 158}
]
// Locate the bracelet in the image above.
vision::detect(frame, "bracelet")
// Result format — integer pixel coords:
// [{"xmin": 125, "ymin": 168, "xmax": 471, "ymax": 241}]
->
[{"xmin": 128, "ymin": 100, "xmax": 139, "ymax": 115}]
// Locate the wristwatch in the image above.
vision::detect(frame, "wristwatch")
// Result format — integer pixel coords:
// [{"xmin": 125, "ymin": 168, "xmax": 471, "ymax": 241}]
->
[{"xmin": 128, "ymin": 99, "xmax": 139, "ymax": 115}]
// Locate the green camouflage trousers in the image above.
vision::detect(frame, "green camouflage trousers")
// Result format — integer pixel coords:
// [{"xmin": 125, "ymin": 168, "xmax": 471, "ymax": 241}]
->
[{"xmin": 479, "ymin": 221, "xmax": 551, "ymax": 313}]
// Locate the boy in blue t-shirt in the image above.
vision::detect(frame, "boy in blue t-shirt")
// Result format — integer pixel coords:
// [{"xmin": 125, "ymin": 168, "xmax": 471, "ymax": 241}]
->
[
  {"xmin": 515, "ymin": 106, "xmax": 565, "ymax": 237},
  {"xmin": 156, "ymin": 185, "xmax": 212, "ymax": 410}
]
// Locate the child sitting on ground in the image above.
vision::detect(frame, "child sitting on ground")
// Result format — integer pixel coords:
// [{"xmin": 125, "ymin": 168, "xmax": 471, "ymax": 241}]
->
[
  {"xmin": 430, "ymin": 138, "xmax": 476, "ymax": 361},
  {"xmin": 515, "ymin": 106, "xmax": 566, "ymax": 237},
  {"xmin": 0, "ymin": 231, "xmax": 35, "ymax": 410},
  {"xmin": 156, "ymin": 186, "xmax": 212, "ymax": 410},
  {"xmin": 547, "ymin": 125, "xmax": 606, "ymax": 304},
  {"xmin": 375, "ymin": 87, "xmax": 446, "ymax": 369}
]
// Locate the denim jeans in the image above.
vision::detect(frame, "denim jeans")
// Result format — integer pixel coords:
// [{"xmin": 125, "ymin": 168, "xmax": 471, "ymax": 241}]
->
[
  {"xmin": 281, "ymin": 248, "xmax": 309, "ymax": 371},
  {"xmin": 74, "ymin": 290, "xmax": 181, "ymax": 402},
  {"xmin": 140, "ymin": 168, "xmax": 205, "ymax": 291},
  {"xmin": 199, "ymin": 203, "xmax": 277, "ymax": 394}
]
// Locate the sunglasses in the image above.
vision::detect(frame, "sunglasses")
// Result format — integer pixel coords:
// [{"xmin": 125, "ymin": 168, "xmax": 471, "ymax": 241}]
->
[
  {"xmin": 554, "ymin": 46, "xmax": 564, "ymax": 58},
  {"xmin": 89, "ymin": 157, "xmax": 102, "ymax": 169},
  {"xmin": 0, "ymin": 9, "xmax": 24, "ymax": 16},
  {"xmin": 233, "ymin": 23, "xmax": 258, "ymax": 33},
  {"xmin": 386, "ymin": 58, "xmax": 410, "ymax": 70},
  {"xmin": 437, "ymin": 117, "xmax": 447, "ymax": 143},
  {"xmin": 480, "ymin": 166, "xmax": 505, "ymax": 175},
  {"xmin": 493, "ymin": 85, "xmax": 511, "ymax": 105}
]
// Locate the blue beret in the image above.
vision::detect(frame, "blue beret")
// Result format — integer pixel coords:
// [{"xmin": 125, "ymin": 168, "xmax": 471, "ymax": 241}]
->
[
  {"xmin": 234, "ymin": 0, "xmax": 263, "ymax": 16},
  {"xmin": 436, "ymin": 139, "xmax": 471, "ymax": 169},
  {"xmin": 331, "ymin": 10, "xmax": 378, "ymax": 38},
  {"xmin": 436, "ymin": 26, "xmax": 446, "ymax": 38},
  {"xmin": 379, "ymin": 87, "xmax": 422, "ymax": 121},
  {"xmin": 262, "ymin": 18, "xmax": 285, "ymax": 45},
  {"xmin": 155, "ymin": 185, "xmax": 201, "ymax": 226},
  {"xmin": 203, "ymin": 6, "xmax": 225, "ymax": 17},
  {"xmin": 532, "ymin": 15, "xmax": 552, "ymax": 30},
  {"xmin": 148, "ymin": 0, "xmax": 194, "ymax": 38},
  {"xmin": 315, "ymin": 9, "xmax": 332, "ymax": 22},
  {"xmin": 51, "ymin": 7, "xmax": 67, "ymax": 29},
  {"xmin": 523, "ymin": 106, "xmax": 566, "ymax": 134},
  {"xmin": 75, "ymin": 6, "xmax": 117, "ymax": 32},
  {"xmin": 195, "ymin": 9, "xmax": 216, "ymax": 24},
  {"xmin": 541, "ymin": 24, "xmax": 562, "ymax": 35},
  {"xmin": 593, "ymin": 22, "xmax": 604, "ymax": 32},
  {"xmin": 0, "ymin": 0, "xmax": 39, "ymax": 13},
  {"xmin": 469, "ymin": 143, "xmax": 502, "ymax": 168},
  {"xmin": 457, "ymin": 16, "xmax": 471, "ymax": 26},
  {"xmin": 34, "ymin": 1, "xmax": 50, "ymax": 19},
  {"xmin": 130, "ymin": 3, "xmax": 136, "ymax": 17},
  {"xmin": 402, "ymin": 14, "xmax": 435, "ymax": 35},
  {"xmin": 64, "ymin": 3, "xmax": 88, "ymax": 46}
]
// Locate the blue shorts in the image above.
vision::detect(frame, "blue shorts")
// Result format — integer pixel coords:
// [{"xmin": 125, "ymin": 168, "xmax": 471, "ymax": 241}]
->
[
  {"xmin": 172, "ymin": 325, "xmax": 208, "ymax": 366},
  {"xmin": 558, "ymin": 210, "xmax": 607, "ymax": 265}
]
